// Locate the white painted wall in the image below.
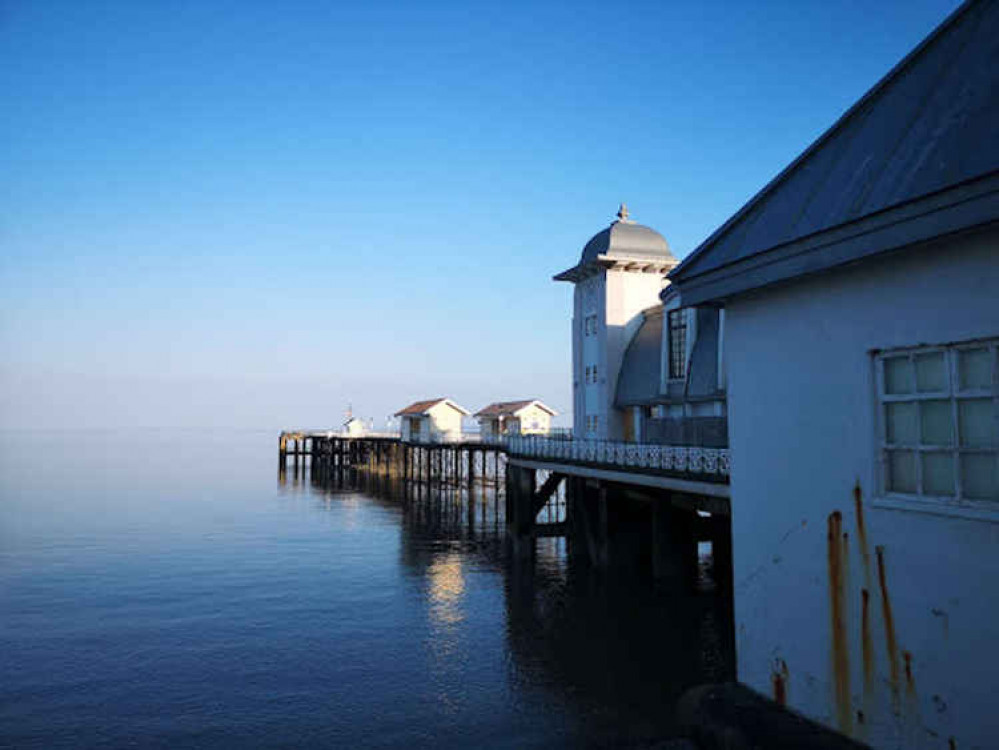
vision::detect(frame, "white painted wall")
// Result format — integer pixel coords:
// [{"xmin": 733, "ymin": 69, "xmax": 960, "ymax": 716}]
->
[
  {"xmin": 605, "ymin": 271, "xmax": 666, "ymax": 440},
  {"xmin": 427, "ymin": 401, "xmax": 464, "ymax": 438},
  {"xmin": 517, "ymin": 403, "xmax": 553, "ymax": 434},
  {"xmin": 724, "ymin": 229, "xmax": 999, "ymax": 750},
  {"xmin": 344, "ymin": 418, "xmax": 365, "ymax": 437},
  {"xmin": 571, "ymin": 270, "xmax": 666, "ymax": 440},
  {"xmin": 572, "ymin": 275, "xmax": 602, "ymax": 439}
]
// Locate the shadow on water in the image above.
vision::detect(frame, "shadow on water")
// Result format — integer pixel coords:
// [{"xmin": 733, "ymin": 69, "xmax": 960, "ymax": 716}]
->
[{"xmin": 293, "ymin": 458, "xmax": 735, "ymax": 746}]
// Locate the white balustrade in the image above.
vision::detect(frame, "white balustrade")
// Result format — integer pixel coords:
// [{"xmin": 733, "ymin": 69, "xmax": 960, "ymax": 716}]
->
[{"xmin": 504, "ymin": 436, "xmax": 730, "ymax": 477}]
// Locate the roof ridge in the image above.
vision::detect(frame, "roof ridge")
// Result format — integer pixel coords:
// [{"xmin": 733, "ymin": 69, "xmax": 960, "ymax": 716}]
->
[{"xmin": 670, "ymin": 0, "xmax": 981, "ymax": 282}]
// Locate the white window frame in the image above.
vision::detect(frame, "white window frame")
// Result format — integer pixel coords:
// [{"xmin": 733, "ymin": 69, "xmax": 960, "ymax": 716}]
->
[{"xmin": 874, "ymin": 337, "xmax": 998, "ymax": 520}]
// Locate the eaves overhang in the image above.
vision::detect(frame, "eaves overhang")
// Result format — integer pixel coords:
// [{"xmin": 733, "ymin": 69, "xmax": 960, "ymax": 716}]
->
[
  {"xmin": 554, "ymin": 254, "xmax": 678, "ymax": 283},
  {"xmin": 670, "ymin": 170, "xmax": 999, "ymax": 307}
]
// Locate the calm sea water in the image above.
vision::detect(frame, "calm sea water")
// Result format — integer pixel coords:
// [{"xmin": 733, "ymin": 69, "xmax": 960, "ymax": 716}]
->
[{"xmin": 0, "ymin": 431, "xmax": 730, "ymax": 749}]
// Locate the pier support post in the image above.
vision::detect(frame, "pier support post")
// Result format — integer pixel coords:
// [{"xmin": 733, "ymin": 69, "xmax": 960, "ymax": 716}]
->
[
  {"xmin": 505, "ymin": 464, "xmax": 536, "ymax": 558},
  {"xmin": 652, "ymin": 498, "xmax": 699, "ymax": 591},
  {"xmin": 568, "ymin": 479, "xmax": 609, "ymax": 567},
  {"xmin": 708, "ymin": 514, "xmax": 733, "ymax": 592}
]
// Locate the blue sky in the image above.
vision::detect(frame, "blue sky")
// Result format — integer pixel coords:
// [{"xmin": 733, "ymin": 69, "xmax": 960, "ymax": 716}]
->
[{"xmin": 0, "ymin": 0, "xmax": 962, "ymax": 429}]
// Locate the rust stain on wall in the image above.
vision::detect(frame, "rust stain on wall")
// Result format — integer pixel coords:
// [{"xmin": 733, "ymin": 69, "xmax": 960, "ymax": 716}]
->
[
  {"xmin": 828, "ymin": 511, "xmax": 852, "ymax": 735},
  {"xmin": 772, "ymin": 659, "xmax": 789, "ymax": 706},
  {"xmin": 842, "ymin": 531, "xmax": 851, "ymax": 598},
  {"xmin": 861, "ymin": 588, "xmax": 874, "ymax": 688},
  {"xmin": 853, "ymin": 482, "xmax": 872, "ymax": 590},
  {"xmin": 876, "ymin": 545, "xmax": 901, "ymax": 712}
]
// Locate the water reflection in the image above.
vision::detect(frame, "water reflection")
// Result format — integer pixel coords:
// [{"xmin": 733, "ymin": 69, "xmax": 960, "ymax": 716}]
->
[
  {"xmin": 428, "ymin": 554, "xmax": 466, "ymax": 627},
  {"xmin": 301, "ymin": 462, "xmax": 734, "ymax": 744}
]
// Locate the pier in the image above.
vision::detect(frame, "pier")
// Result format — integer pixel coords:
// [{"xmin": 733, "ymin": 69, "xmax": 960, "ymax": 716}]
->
[
  {"xmin": 278, "ymin": 430, "xmax": 733, "ymax": 593},
  {"xmin": 279, "ymin": 431, "xmax": 507, "ymax": 488}
]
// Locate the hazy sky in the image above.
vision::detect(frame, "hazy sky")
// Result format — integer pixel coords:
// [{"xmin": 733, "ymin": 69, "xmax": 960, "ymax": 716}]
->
[{"xmin": 0, "ymin": 0, "xmax": 962, "ymax": 430}]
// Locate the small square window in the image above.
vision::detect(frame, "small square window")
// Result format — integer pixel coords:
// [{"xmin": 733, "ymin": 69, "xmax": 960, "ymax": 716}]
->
[
  {"xmin": 886, "ymin": 402, "xmax": 917, "ymax": 444},
  {"xmin": 921, "ymin": 452, "xmax": 955, "ymax": 496},
  {"xmin": 959, "ymin": 399, "xmax": 993, "ymax": 448},
  {"xmin": 887, "ymin": 450, "xmax": 917, "ymax": 493},
  {"xmin": 915, "ymin": 352, "xmax": 946, "ymax": 392},
  {"xmin": 959, "ymin": 348, "xmax": 992, "ymax": 390},
  {"xmin": 884, "ymin": 356, "xmax": 913, "ymax": 394},
  {"xmin": 919, "ymin": 400, "xmax": 953, "ymax": 445},
  {"xmin": 962, "ymin": 454, "xmax": 997, "ymax": 499}
]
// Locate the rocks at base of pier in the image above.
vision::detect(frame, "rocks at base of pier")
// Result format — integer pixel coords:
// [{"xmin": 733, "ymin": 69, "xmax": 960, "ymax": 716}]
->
[{"xmin": 676, "ymin": 683, "xmax": 871, "ymax": 750}]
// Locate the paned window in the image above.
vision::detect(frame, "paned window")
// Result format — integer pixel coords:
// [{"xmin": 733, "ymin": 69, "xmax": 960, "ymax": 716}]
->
[
  {"xmin": 668, "ymin": 309, "xmax": 687, "ymax": 380},
  {"xmin": 877, "ymin": 340, "xmax": 998, "ymax": 504}
]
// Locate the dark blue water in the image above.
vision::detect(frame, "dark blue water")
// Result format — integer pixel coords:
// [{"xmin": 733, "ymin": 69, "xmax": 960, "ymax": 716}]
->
[{"xmin": 0, "ymin": 431, "xmax": 730, "ymax": 748}]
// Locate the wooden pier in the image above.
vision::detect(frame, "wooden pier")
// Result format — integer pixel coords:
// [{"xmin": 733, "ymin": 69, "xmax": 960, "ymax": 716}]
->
[
  {"xmin": 279, "ymin": 431, "xmax": 732, "ymax": 594},
  {"xmin": 279, "ymin": 432, "xmax": 507, "ymax": 488}
]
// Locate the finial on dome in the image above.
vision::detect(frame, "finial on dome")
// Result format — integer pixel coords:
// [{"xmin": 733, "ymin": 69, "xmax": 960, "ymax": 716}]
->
[{"xmin": 616, "ymin": 203, "xmax": 632, "ymax": 223}]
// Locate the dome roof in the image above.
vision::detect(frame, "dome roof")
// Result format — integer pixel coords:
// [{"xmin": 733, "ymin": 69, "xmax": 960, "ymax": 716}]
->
[{"xmin": 579, "ymin": 204, "xmax": 674, "ymax": 265}]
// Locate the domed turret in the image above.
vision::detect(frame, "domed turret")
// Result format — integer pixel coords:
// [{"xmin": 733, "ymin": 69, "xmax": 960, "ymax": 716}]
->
[
  {"xmin": 579, "ymin": 204, "xmax": 674, "ymax": 265},
  {"xmin": 555, "ymin": 204, "xmax": 676, "ymax": 282}
]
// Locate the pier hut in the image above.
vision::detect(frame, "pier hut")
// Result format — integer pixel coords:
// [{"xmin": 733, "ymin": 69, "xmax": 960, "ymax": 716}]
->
[
  {"xmin": 394, "ymin": 398, "xmax": 470, "ymax": 442},
  {"xmin": 475, "ymin": 400, "xmax": 557, "ymax": 437},
  {"xmin": 669, "ymin": 2, "xmax": 999, "ymax": 746}
]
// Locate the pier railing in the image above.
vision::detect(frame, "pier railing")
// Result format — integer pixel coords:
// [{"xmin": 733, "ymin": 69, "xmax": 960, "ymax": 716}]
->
[{"xmin": 504, "ymin": 435, "xmax": 730, "ymax": 478}]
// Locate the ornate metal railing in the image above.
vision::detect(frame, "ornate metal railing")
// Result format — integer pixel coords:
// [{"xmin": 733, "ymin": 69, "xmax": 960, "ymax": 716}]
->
[{"xmin": 504, "ymin": 435, "xmax": 730, "ymax": 478}]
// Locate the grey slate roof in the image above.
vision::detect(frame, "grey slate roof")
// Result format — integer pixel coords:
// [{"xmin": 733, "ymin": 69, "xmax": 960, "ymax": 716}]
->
[
  {"xmin": 555, "ymin": 207, "xmax": 676, "ymax": 281},
  {"xmin": 685, "ymin": 308, "xmax": 721, "ymax": 400},
  {"xmin": 615, "ymin": 309, "xmax": 663, "ymax": 408},
  {"xmin": 671, "ymin": 0, "xmax": 999, "ymax": 305},
  {"xmin": 581, "ymin": 220, "xmax": 673, "ymax": 265}
]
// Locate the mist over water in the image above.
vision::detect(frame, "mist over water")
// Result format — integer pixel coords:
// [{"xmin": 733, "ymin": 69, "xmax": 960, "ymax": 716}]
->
[{"xmin": 0, "ymin": 431, "xmax": 731, "ymax": 748}]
